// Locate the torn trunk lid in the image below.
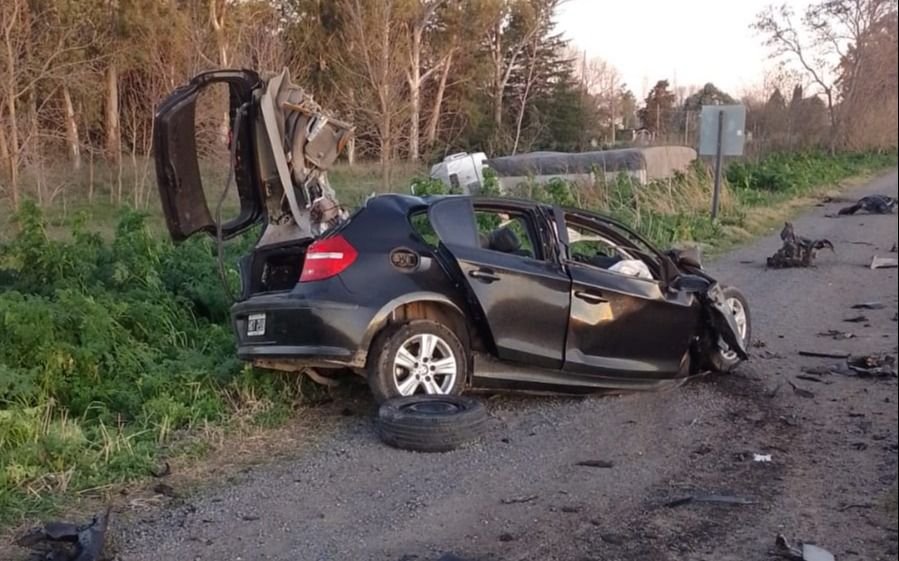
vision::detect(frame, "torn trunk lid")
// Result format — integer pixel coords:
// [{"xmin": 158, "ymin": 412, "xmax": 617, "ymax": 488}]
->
[{"xmin": 153, "ymin": 68, "xmax": 353, "ymax": 245}]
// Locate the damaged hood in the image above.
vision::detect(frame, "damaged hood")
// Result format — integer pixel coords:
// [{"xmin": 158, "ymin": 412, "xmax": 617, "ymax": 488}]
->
[{"xmin": 153, "ymin": 68, "xmax": 353, "ymax": 244}]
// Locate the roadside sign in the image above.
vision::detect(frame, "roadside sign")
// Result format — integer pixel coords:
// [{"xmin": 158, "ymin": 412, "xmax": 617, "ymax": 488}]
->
[
  {"xmin": 699, "ymin": 105, "xmax": 746, "ymax": 157},
  {"xmin": 699, "ymin": 104, "xmax": 746, "ymax": 219}
]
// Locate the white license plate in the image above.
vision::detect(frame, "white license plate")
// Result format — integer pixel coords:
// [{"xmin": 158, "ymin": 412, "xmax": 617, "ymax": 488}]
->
[{"xmin": 246, "ymin": 313, "xmax": 266, "ymax": 336}]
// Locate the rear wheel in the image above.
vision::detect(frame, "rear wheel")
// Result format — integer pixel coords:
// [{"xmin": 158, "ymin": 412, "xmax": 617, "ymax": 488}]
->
[
  {"xmin": 707, "ymin": 286, "xmax": 751, "ymax": 373},
  {"xmin": 368, "ymin": 320, "xmax": 468, "ymax": 403}
]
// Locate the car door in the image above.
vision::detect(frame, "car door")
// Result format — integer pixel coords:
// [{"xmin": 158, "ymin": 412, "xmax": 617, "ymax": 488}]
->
[
  {"xmin": 561, "ymin": 213, "xmax": 699, "ymax": 378},
  {"xmin": 153, "ymin": 70, "xmax": 264, "ymax": 241},
  {"xmin": 427, "ymin": 197, "xmax": 571, "ymax": 369}
]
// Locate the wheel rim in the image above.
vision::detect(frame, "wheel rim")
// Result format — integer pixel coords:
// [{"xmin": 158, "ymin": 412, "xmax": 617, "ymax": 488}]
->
[
  {"xmin": 392, "ymin": 333, "xmax": 457, "ymax": 396},
  {"xmin": 719, "ymin": 296, "xmax": 748, "ymax": 361},
  {"xmin": 399, "ymin": 399, "xmax": 462, "ymax": 415}
]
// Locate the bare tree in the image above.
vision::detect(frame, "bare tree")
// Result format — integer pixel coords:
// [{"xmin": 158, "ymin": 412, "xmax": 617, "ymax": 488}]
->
[
  {"xmin": 403, "ymin": 0, "xmax": 447, "ymax": 161},
  {"xmin": 1, "ymin": 0, "xmax": 94, "ymax": 208},
  {"xmin": 755, "ymin": 0, "xmax": 896, "ymax": 149},
  {"xmin": 571, "ymin": 51, "xmax": 626, "ymax": 144},
  {"xmin": 336, "ymin": 0, "xmax": 408, "ymax": 183},
  {"xmin": 485, "ymin": 0, "xmax": 545, "ymax": 152}
]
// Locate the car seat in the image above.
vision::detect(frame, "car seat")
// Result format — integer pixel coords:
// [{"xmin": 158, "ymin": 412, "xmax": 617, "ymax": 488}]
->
[{"xmin": 488, "ymin": 226, "xmax": 532, "ymax": 257}]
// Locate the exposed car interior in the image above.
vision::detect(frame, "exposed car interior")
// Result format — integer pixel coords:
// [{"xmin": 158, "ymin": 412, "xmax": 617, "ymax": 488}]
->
[
  {"xmin": 475, "ymin": 210, "xmax": 537, "ymax": 259},
  {"xmin": 565, "ymin": 222, "xmax": 659, "ymax": 280}
]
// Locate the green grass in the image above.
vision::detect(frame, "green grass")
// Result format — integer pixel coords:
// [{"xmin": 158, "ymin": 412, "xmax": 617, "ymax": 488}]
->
[
  {"xmin": 0, "ymin": 149, "xmax": 895, "ymax": 528},
  {"xmin": 0, "ymin": 204, "xmax": 321, "ymax": 524}
]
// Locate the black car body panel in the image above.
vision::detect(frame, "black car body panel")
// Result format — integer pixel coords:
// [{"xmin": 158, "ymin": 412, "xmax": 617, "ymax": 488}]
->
[
  {"xmin": 153, "ymin": 71, "xmax": 748, "ymax": 397},
  {"xmin": 427, "ymin": 197, "xmax": 570, "ymax": 369},
  {"xmin": 224, "ymin": 192, "xmax": 745, "ymax": 393},
  {"xmin": 153, "ymin": 70, "xmax": 264, "ymax": 241},
  {"xmin": 232, "ymin": 195, "xmax": 473, "ymax": 370}
]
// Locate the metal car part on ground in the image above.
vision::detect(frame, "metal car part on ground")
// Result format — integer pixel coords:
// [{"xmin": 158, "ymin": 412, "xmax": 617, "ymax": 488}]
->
[
  {"xmin": 153, "ymin": 69, "xmax": 751, "ymax": 404},
  {"xmin": 15, "ymin": 509, "xmax": 110, "ymax": 561},
  {"xmin": 837, "ymin": 194, "xmax": 897, "ymax": 215},
  {"xmin": 766, "ymin": 222, "xmax": 834, "ymax": 268}
]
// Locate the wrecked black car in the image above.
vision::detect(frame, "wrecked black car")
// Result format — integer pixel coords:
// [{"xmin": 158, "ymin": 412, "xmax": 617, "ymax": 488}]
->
[{"xmin": 154, "ymin": 69, "xmax": 750, "ymax": 402}]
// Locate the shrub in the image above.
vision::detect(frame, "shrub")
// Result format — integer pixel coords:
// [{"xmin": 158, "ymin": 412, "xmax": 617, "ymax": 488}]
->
[{"xmin": 0, "ymin": 203, "xmax": 291, "ymax": 522}]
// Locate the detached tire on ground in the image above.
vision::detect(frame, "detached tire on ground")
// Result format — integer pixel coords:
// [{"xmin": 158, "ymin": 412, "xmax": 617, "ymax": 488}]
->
[{"xmin": 376, "ymin": 395, "xmax": 487, "ymax": 452}]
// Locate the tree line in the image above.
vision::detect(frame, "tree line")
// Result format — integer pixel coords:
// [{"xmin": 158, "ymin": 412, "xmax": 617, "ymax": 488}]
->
[{"xmin": 1, "ymin": 0, "xmax": 896, "ymax": 210}]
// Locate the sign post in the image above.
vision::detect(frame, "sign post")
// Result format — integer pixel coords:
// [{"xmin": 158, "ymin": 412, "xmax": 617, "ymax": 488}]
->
[
  {"xmin": 699, "ymin": 104, "xmax": 746, "ymax": 220},
  {"xmin": 711, "ymin": 110, "xmax": 725, "ymax": 219}
]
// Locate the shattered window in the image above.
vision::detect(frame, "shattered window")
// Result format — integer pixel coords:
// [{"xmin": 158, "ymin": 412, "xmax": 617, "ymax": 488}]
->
[
  {"xmin": 410, "ymin": 211, "xmax": 439, "ymax": 248},
  {"xmin": 565, "ymin": 220, "xmax": 656, "ymax": 280},
  {"xmin": 473, "ymin": 210, "xmax": 539, "ymax": 260}
]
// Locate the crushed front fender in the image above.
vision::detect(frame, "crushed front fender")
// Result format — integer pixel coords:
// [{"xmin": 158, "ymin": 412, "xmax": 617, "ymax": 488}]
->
[{"xmin": 704, "ymin": 283, "xmax": 749, "ymax": 359}]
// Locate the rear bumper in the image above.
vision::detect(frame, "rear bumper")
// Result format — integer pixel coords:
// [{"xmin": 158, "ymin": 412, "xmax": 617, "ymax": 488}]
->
[{"xmin": 231, "ymin": 293, "xmax": 376, "ymax": 368}]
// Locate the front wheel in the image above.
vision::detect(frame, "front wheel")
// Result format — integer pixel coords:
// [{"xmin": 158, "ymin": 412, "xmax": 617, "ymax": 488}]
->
[
  {"xmin": 706, "ymin": 286, "xmax": 751, "ymax": 373},
  {"xmin": 368, "ymin": 320, "xmax": 468, "ymax": 403}
]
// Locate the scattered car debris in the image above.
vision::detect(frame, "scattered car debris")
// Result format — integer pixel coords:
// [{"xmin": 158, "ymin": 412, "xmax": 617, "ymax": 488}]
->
[
  {"xmin": 766, "ymin": 223, "xmax": 834, "ymax": 268},
  {"xmin": 837, "ymin": 501, "xmax": 873, "ymax": 512},
  {"xmin": 149, "ymin": 462, "xmax": 171, "ymax": 478},
  {"xmin": 798, "ymin": 350, "xmax": 850, "ymax": 359},
  {"xmin": 664, "ymin": 494, "xmax": 755, "ymax": 508},
  {"xmin": 788, "ymin": 380, "xmax": 815, "ymax": 398},
  {"xmin": 775, "ymin": 534, "xmax": 835, "ymax": 561},
  {"xmin": 851, "ymin": 301, "xmax": 885, "ymax": 310},
  {"xmin": 600, "ymin": 532, "xmax": 627, "ymax": 545},
  {"xmin": 837, "ymin": 194, "xmax": 897, "ymax": 215},
  {"xmin": 870, "ymin": 255, "xmax": 899, "ymax": 269},
  {"xmin": 753, "ymin": 453, "xmax": 772, "ymax": 462},
  {"xmin": 817, "ymin": 329, "xmax": 855, "ymax": 340},
  {"xmin": 796, "ymin": 375, "xmax": 830, "ymax": 384},
  {"xmin": 893, "ymin": 312, "xmax": 898, "ymax": 322},
  {"xmin": 152, "ymin": 482, "xmax": 178, "ymax": 498},
  {"xmin": 802, "ymin": 365, "xmax": 836, "ymax": 376},
  {"xmin": 498, "ymin": 532, "xmax": 517, "ymax": 542},
  {"xmin": 15, "ymin": 509, "xmax": 110, "ymax": 561},
  {"xmin": 891, "ymin": 242, "xmax": 897, "ymax": 253},
  {"xmin": 574, "ymin": 460, "xmax": 614, "ymax": 468},
  {"xmin": 757, "ymin": 349, "xmax": 784, "ymax": 359},
  {"xmin": 847, "ymin": 353, "xmax": 897, "ymax": 377},
  {"xmin": 843, "ymin": 315, "xmax": 868, "ymax": 323},
  {"xmin": 501, "ymin": 495, "xmax": 539, "ymax": 505}
]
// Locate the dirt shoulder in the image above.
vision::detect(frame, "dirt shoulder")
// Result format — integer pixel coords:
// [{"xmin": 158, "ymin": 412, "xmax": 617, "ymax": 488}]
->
[{"xmin": 4, "ymin": 171, "xmax": 897, "ymax": 561}]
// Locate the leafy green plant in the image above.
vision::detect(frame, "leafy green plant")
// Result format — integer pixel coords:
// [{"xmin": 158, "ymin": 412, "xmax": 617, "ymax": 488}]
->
[{"xmin": 0, "ymin": 203, "xmax": 297, "ymax": 523}]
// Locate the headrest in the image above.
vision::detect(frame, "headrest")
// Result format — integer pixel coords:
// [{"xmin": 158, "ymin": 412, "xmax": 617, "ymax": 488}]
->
[{"xmin": 489, "ymin": 226, "xmax": 521, "ymax": 253}]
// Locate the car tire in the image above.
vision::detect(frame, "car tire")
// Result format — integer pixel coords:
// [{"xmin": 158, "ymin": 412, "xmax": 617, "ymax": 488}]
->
[
  {"xmin": 376, "ymin": 395, "xmax": 487, "ymax": 452},
  {"xmin": 368, "ymin": 319, "xmax": 468, "ymax": 403},
  {"xmin": 707, "ymin": 286, "xmax": 752, "ymax": 373}
]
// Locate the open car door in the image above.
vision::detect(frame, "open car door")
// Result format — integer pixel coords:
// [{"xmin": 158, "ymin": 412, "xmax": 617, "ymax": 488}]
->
[
  {"xmin": 154, "ymin": 70, "xmax": 263, "ymax": 241},
  {"xmin": 427, "ymin": 197, "xmax": 571, "ymax": 369}
]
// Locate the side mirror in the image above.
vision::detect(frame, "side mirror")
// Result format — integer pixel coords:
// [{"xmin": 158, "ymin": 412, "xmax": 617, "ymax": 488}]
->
[
  {"xmin": 672, "ymin": 274, "xmax": 711, "ymax": 293},
  {"xmin": 669, "ymin": 246, "xmax": 702, "ymax": 269}
]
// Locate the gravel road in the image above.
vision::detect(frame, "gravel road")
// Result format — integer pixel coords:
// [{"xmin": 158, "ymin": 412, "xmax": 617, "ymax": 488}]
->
[{"xmin": 15, "ymin": 172, "xmax": 899, "ymax": 561}]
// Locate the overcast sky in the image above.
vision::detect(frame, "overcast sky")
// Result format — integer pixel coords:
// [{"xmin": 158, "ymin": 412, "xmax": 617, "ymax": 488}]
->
[{"xmin": 555, "ymin": 0, "xmax": 811, "ymax": 98}]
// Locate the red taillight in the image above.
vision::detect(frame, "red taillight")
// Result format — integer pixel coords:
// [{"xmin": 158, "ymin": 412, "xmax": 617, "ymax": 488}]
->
[{"xmin": 299, "ymin": 235, "xmax": 358, "ymax": 282}]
